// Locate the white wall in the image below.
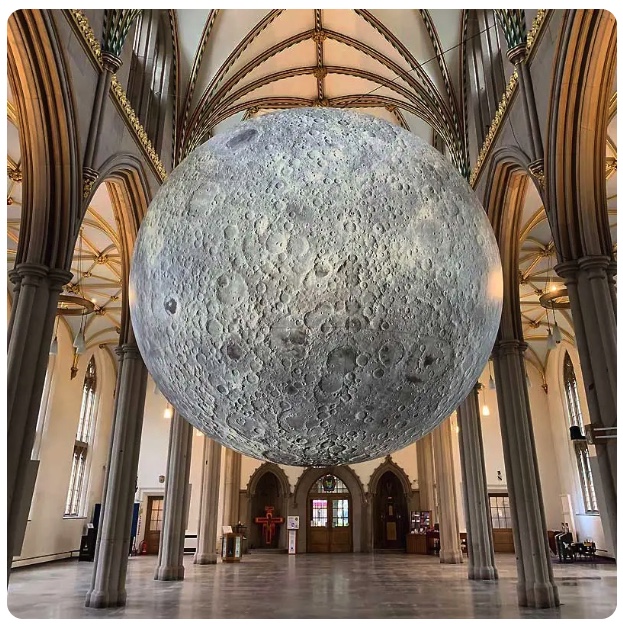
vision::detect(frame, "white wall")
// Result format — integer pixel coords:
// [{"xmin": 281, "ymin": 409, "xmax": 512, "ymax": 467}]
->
[
  {"xmin": 545, "ymin": 342, "xmax": 608, "ymax": 554},
  {"xmin": 15, "ymin": 324, "xmax": 116, "ymax": 567}
]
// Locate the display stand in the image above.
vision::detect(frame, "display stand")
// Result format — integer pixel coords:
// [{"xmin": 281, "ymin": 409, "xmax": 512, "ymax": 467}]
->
[
  {"xmin": 221, "ymin": 533, "xmax": 243, "ymax": 562},
  {"xmin": 287, "ymin": 516, "xmax": 299, "ymax": 554}
]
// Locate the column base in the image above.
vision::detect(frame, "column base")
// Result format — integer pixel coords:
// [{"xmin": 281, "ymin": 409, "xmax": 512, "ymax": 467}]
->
[
  {"xmin": 84, "ymin": 588, "xmax": 127, "ymax": 608},
  {"xmin": 517, "ymin": 582, "xmax": 560, "ymax": 608},
  {"xmin": 440, "ymin": 549, "xmax": 463, "ymax": 564},
  {"xmin": 193, "ymin": 553, "xmax": 217, "ymax": 564},
  {"xmin": 154, "ymin": 565, "xmax": 185, "ymax": 581},
  {"xmin": 469, "ymin": 565, "xmax": 499, "ymax": 580}
]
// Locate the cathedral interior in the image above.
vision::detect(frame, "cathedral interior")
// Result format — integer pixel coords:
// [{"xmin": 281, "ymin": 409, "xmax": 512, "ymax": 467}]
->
[{"xmin": 5, "ymin": 8, "xmax": 617, "ymax": 620}]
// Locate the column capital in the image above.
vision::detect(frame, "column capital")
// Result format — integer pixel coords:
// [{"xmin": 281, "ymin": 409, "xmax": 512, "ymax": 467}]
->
[
  {"xmin": 554, "ymin": 259, "xmax": 579, "ymax": 281},
  {"xmin": 13, "ymin": 262, "xmax": 49, "ymax": 282},
  {"xmin": 48, "ymin": 268, "xmax": 74, "ymax": 291},
  {"xmin": 493, "ymin": 339, "xmax": 528, "ymax": 357},
  {"xmin": 102, "ymin": 51, "xmax": 123, "ymax": 74},
  {"xmin": 578, "ymin": 255, "xmax": 611, "ymax": 280},
  {"xmin": 117, "ymin": 342, "xmax": 142, "ymax": 360},
  {"xmin": 507, "ymin": 43, "xmax": 527, "ymax": 65}
]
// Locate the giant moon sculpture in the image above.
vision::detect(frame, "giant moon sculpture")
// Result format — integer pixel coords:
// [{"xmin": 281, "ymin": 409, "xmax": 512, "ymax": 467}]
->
[{"xmin": 130, "ymin": 107, "xmax": 502, "ymax": 466}]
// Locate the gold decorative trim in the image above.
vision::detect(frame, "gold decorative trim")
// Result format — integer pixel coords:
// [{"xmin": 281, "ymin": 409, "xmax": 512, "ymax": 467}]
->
[
  {"xmin": 110, "ymin": 77, "xmax": 167, "ymax": 181},
  {"xmin": 69, "ymin": 10, "xmax": 167, "ymax": 182},
  {"xmin": 7, "ymin": 157, "xmax": 22, "ymax": 182},
  {"xmin": 470, "ymin": 10, "xmax": 548, "ymax": 188},
  {"xmin": 69, "ymin": 9, "xmax": 102, "ymax": 63}
]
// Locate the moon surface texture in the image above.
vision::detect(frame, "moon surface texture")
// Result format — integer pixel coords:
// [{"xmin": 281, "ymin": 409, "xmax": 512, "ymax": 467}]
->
[{"xmin": 130, "ymin": 107, "xmax": 502, "ymax": 466}]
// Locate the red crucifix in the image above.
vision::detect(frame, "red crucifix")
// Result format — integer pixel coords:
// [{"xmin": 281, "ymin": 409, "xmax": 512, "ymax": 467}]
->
[{"xmin": 254, "ymin": 506, "xmax": 284, "ymax": 546}]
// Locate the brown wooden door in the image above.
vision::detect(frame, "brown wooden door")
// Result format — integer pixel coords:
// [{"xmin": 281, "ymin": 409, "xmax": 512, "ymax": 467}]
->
[
  {"xmin": 308, "ymin": 496, "xmax": 352, "ymax": 553},
  {"xmin": 489, "ymin": 494, "xmax": 515, "ymax": 553},
  {"xmin": 375, "ymin": 471, "xmax": 407, "ymax": 549},
  {"xmin": 145, "ymin": 496, "xmax": 164, "ymax": 554}
]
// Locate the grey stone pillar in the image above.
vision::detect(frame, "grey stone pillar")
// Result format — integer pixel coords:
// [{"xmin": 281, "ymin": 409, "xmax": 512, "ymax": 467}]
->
[
  {"xmin": 222, "ymin": 448, "xmax": 242, "ymax": 526},
  {"xmin": 194, "ymin": 438, "xmax": 222, "ymax": 564},
  {"xmin": 432, "ymin": 417, "xmax": 463, "ymax": 564},
  {"xmin": 85, "ymin": 343, "xmax": 148, "ymax": 608},
  {"xmin": 154, "ymin": 411, "xmax": 193, "ymax": 581},
  {"xmin": 457, "ymin": 385, "xmax": 498, "ymax": 580},
  {"xmin": 556, "ymin": 257, "xmax": 616, "ymax": 557},
  {"xmin": 416, "ymin": 433, "xmax": 437, "ymax": 525},
  {"xmin": 492, "ymin": 340, "xmax": 559, "ymax": 608},
  {"xmin": 7, "ymin": 264, "xmax": 72, "ymax": 577}
]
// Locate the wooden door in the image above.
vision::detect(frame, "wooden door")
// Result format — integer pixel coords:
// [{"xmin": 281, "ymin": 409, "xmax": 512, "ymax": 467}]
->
[
  {"xmin": 375, "ymin": 471, "xmax": 407, "ymax": 549},
  {"xmin": 308, "ymin": 496, "xmax": 352, "ymax": 553},
  {"xmin": 489, "ymin": 494, "xmax": 515, "ymax": 553},
  {"xmin": 145, "ymin": 496, "xmax": 164, "ymax": 554}
]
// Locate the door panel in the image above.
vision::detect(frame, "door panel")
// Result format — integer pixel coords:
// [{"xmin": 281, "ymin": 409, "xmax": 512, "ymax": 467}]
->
[
  {"xmin": 309, "ymin": 499, "xmax": 330, "ymax": 552},
  {"xmin": 145, "ymin": 496, "xmax": 163, "ymax": 554},
  {"xmin": 308, "ymin": 497, "xmax": 352, "ymax": 552}
]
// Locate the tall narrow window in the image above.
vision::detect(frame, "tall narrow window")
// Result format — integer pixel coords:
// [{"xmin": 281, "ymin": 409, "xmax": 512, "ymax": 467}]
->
[
  {"xmin": 65, "ymin": 357, "xmax": 97, "ymax": 516},
  {"xmin": 563, "ymin": 352, "xmax": 598, "ymax": 513}
]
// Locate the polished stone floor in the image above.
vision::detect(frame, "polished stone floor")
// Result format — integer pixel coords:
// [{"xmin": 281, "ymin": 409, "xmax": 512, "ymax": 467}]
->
[{"xmin": 7, "ymin": 552, "xmax": 617, "ymax": 620}]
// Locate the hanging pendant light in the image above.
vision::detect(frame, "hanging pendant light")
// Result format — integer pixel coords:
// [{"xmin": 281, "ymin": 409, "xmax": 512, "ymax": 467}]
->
[
  {"xmin": 73, "ymin": 329, "xmax": 86, "ymax": 355},
  {"xmin": 49, "ymin": 335, "xmax": 58, "ymax": 355},
  {"xmin": 163, "ymin": 404, "xmax": 173, "ymax": 419},
  {"xmin": 481, "ymin": 387, "xmax": 490, "ymax": 416},
  {"xmin": 526, "ymin": 371, "xmax": 532, "ymax": 388},
  {"xmin": 546, "ymin": 328, "xmax": 556, "ymax": 350},
  {"xmin": 487, "ymin": 360, "xmax": 496, "ymax": 390},
  {"xmin": 552, "ymin": 321, "xmax": 562, "ymax": 344}
]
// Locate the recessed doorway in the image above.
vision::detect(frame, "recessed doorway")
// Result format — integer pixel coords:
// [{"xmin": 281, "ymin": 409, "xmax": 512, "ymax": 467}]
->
[{"xmin": 307, "ymin": 474, "xmax": 352, "ymax": 553}]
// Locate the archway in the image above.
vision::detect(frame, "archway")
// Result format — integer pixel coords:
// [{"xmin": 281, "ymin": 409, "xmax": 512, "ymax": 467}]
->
[
  {"xmin": 307, "ymin": 473, "xmax": 352, "ymax": 553},
  {"xmin": 246, "ymin": 462, "xmax": 291, "ymax": 550},
  {"xmin": 368, "ymin": 457, "xmax": 413, "ymax": 551},
  {"xmin": 293, "ymin": 466, "xmax": 367, "ymax": 553},
  {"xmin": 372, "ymin": 471, "xmax": 408, "ymax": 550}
]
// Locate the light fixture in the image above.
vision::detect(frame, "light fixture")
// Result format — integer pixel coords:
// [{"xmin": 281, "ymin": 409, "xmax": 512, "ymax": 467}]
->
[
  {"xmin": 487, "ymin": 360, "xmax": 496, "ymax": 390},
  {"xmin": 195, "ymin": 428, "xmax": 204, "ymax": 437},
  {"xmin": 163, "ymin": 404, "xmax": 173, "ymax": 419},
  {"xmin": 481, "ymin": 386, "xmax": 491, "ymax": 416},
  {"xmin": 546, "ymin": 328, "xmax": 556, "ymax": 351},
  {"xmin": 526, "ymin": 371, "xmax": 532, "ymax": 388},
  {"xmin": 73, "ymin": 329, "xmax": 86, "ymax": 355},
  {"xmin": 552, "ymin": 321, "xmax": 562, "ymax": 344},
  {"xmin": 72, "ymin": 228, "xmax": 88, "ymax": 357}
]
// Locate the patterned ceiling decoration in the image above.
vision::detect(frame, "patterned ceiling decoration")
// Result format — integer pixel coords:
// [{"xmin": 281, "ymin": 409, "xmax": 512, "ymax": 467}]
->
[
  {"xmin": 102, "ymin": 9, "xmax": 142, "ymax": 57},
  {"xmin": 494, "ymin": 10, "xmax": 527, "ymax": 51},
  {"xmin": 170, "ymin": 9, "xmax": 470, "ymax": 174},
  {"xmin": 7, "ymin": 84, "xmax": 123, "ymax": 366}
]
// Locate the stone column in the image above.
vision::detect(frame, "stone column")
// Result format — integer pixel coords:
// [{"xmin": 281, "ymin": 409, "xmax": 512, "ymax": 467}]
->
[
  {"xmin": 432, "ymin": 417, "xmax": 463, "ymax": 564},
  {"xmin": 7, "ymin": 264, "xmax": 72, "ymax": 576},
  {"xmin": 194, "ymin": 438, "xmax": 222, "ymax": 564},
  {"xmin": 457, "ymin": 385, "xmax": 498, "ymax": 580},
  {"xmin": 492, "ymin": 340, "xmax": 559, "ymax": 608},
  {"xmin": 85, "ymin": 343, "xmax": 148, "ymax": 608},
  {"xmin": 154, "ymin": 411, "xmax": 193, "ymax": 581},
  {"xmin": 556, "ymin": 257, "xmax": 616, "ymax": 555},
  {"xmin": 416, "ymin": 433, "xmax": 437, "ymax": 525},
  {"xmin": 222, "ymin": 448, "xmax": 242, "ymax": 526}
]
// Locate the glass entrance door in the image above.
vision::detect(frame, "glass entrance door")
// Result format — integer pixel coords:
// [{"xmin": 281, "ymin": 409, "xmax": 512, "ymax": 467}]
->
[{"xmin": 307, "ymin": 475, "xmax": 352, "ymax": 552}]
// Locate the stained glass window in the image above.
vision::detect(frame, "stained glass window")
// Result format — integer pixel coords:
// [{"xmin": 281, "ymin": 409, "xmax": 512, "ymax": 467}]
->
[{"xmin": 312, "ymin": 474, "xmax": 349, "ymax": 494}]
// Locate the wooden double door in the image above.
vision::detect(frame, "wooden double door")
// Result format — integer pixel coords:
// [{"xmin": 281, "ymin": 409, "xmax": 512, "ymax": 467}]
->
[
  {"xmin": 308, "ymin": 496, "xmax": 352, "ymax": 553},
  {"xmin": 144, "ymin": 496, "xmax": 164, "ymax": 554}
]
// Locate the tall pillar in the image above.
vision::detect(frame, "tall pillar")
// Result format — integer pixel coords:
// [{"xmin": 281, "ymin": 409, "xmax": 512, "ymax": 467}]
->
[
  {"xmin": 493, "ymin": 340, "xmax": 559, "ymax": 608},
  {"xmin": 85, "ymin": 343, "xmax": 148, "ymax": 608},
  {"xmin": 7, "ymin": 264, "xmax": 72, "ymax": 576},
  {"xmin": 432, "ymin": 417, "xmax": 463, "ymax": 564},
  {"xmin": 416, "ymin": 433, "xmax": 437, "ymax": 525},
  {"xmin": 222, "ymin": 448, "xmax": 242, "ymax": 526},
  {"xmin": 194, "ymin": 438, "xmax": 222, "ymax": 564},
  {"xmin": 556, "ymin": 256, "xmax": 616, "ymax": 556},
  {"xmin": 154, "ymin": 411, "xmax": 193, "ymax": 581},
  {"xmin": 457, "ymin": 385, "xmax": 498, "ymax": 580}
]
